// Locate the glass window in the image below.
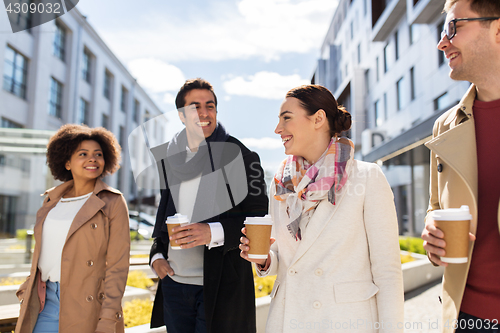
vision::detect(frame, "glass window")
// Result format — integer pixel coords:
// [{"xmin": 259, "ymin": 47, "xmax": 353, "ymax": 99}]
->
[
  {"xmin": 384, "ymin": 93, "xmax": 388, "ymax": 120},
  {"xmin": 119, "ymin": 126, "xmax": 125, "ymax": 147},
  {"xmin": 53, "ymin": 21, "xmax": 66, "ymax": 61},
  {"xmin": 410, "ymin": 24, "xmax": 420, "ymax": 45},
  {"xmin": 434, "ymin": 92, "xmax": 451, "ymax": 111},
  {"xmin": 134, "ymin": 99, "xmax": 140, "ymax": 123},
  {"xmin": 410, "ymin": 67, "xmax": 416, "ymax": 101},
  {"xmin": 394, "ymin": 31, "xmax": 399, "ymax": 61},
  {"xmin": 437, "ymin": 21, "xmax": 445, "ymax": 66},
  {"xmin": 1, "ymin": 117, "xmax": 22, "ymax": 128},
  {"xmin": 357, "ymin": 43, "xmax": 361, "ymax": 64},
  {"xmin": 48, "ymin": 77, "xmax": 63, "ymax": 118},
  {"xmin": 13, "ymin": 0, "xmax": 32, "ymax": 32},
  {"xmin": 3, "ymin": 46, "xmax": 28, "ymax": 99},
  {"xmin": 375, "ymin": 99, "xmax": 383, "ymax": 127},
  {"xmin": 380, "ymin": 144, "xmax": 430, "ymax": 236},
  {"xmin": 102, "ymin": 114, "xmax": 108, "ymax": 128},
  {"xmin": 383, "ymin": 44, "xmax": 389, "ymax": 73},
  {"xmin": 364, "ymin": 69, "xmax": 370, "ymax": 93},
  {"xmin": 397, "ymin": 77, "xmax": 404, "ymax": 111},
  {"xmin": 104, "ymin": 70, "xmax": 112, "ymax": 99},
  {"xmin": 82, "ymin": 49, "xmax": 91, "ymax": 82},
  {"xmin": 78, "ymin": 98, "xmax": 89, "ymax": 125},
  {"xmin": 120, "ymin": 86, "xmax": 128, "ymax": 112}
]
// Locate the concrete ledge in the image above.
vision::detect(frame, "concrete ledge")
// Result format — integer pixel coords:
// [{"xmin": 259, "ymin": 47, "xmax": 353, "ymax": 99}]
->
[
  {"xmin": 0, "ymin": 285, "xmax": 20, "ymax": 306},
  {"xmin": 0, "ymin": 303, "xmax": 20, "ymax": 332},
  {"xmin": 401, "ymin": 251, "xmax": 444, "ymax": 293},
  {"xmin": 255, "ymin": 296, "xmax": 271, "ymax": 333},
  {"xmin": 122, "ymin": 286, "xmax": 152, "ymax": 304}
]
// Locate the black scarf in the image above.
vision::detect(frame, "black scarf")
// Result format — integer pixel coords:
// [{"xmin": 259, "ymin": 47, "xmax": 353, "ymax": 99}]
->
[{"xmin": 166, "ymin": 122, "xmax": 230, "ymax": 181}]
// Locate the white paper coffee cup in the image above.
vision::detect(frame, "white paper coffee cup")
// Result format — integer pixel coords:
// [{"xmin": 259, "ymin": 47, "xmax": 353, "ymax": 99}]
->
[
  {"xmin": 432, "ymin": 205, "xmax": 472, "ymax": 263},
  {"xmin": 244, "ymin": 215, "xmax": 273, "ymax": 259},
  {"xmin": 166, "ymin": 214, "xmax": 190, "ymax": 250}
]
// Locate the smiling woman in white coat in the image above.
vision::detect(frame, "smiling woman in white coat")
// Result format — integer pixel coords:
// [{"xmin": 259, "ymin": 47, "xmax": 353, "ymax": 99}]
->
[{"xmin": 240, "ymin": 84, "xmax": 404, "ymax": 333}]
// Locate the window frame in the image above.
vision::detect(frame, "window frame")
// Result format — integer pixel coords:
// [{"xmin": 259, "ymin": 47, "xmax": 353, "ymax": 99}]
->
[
  {"xmin": 3, "ymin": 45, "xmax": 28, "ymax": 99},
  {"xmin": 48, "ymin": 77, "xmax": 63, "ymax": 118}
]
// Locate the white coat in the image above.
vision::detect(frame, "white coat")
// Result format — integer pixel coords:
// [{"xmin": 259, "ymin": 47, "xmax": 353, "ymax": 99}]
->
[{"xmin": 258, "ymin": 160, "xmax": 404, "ymax": 333}]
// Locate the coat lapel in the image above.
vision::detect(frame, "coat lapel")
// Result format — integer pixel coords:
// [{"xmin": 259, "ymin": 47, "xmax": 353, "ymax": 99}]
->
[
  {"xmin": 65, "ymin": 194, "xmax": 105, "ymax": 242},
  {"xmin": 64, "ymin": 179, "xmax": 117, "ymax": 241},
  {"xmin": 33, "ymin": 199, "xmax": 58, "ymax": 246},
  {"xmin": 34, "ymin": 181, "xmax": 73, "ymax": 243},
  {"xmin": 425, "ymin": 119, "xmax": 478, "ymax": 203},
  {"xmin": 288, "ymin": 180, "xmax": 350, "ymax": 266}
]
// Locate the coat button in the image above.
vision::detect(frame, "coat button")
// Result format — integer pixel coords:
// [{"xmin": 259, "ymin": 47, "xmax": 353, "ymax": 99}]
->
[
  {"xmin": 313, "ymin": 301, "xmax": 321, "ymax": 309},
  {"xmin": 115, "ymin": 312, "xmax": 122, "ymax": 319},
  {"xmin": 99, "ymin": 293, "xmax": 105, "ymax": 301},
  {"xmin": 86, "ymin": 295, "xmax": 94, "ymax": 302},
  {"xmin": 91, "ymin": 223, "xmax": 97, "ymax": 229},
  {"xmin": 314, "ymin": 268, "xmax": 323, "ymax": 276},
  {"xmin": 288, "ymin": 269, "xmax": 296, "ymax": 276},
  {"xmin": 437, "ymin": 164, "xmax": 443, "ymax": 173},
  {"xmin": 87, "ymin": 260, "xmax": 94, "ymax": 267}
]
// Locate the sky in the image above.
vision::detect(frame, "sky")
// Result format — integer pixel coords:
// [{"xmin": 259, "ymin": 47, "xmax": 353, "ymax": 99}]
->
[{"xmin": 75, "ymin": 0, "xmax": 339, "ymax": 172}]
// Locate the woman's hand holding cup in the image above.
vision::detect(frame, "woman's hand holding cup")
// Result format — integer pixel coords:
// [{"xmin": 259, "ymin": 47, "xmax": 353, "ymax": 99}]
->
[{"xmin": 239, "ymin": 227, "xmax": 275, "ymax": 266}]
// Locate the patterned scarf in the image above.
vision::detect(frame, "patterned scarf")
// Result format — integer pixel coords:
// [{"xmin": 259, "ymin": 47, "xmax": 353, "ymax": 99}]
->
[{"xmin": 274, "ymin": 137, "xmax": 354, "ymax": 240}]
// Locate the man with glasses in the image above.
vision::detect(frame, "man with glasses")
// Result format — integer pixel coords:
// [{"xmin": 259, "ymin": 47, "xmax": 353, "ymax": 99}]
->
[{"xmin": 422, "ymin": 0, "xmax": 500, "ymax": 331}]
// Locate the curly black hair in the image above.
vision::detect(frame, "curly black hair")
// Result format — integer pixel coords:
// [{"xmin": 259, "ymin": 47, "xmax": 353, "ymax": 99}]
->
[{"xmin": 47, "ymin": 124, "xmax": 121, "ymax": 182}]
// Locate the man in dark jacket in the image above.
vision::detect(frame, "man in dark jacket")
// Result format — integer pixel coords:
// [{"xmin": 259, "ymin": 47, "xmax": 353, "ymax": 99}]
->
[{"xmin": 149, "ymin": 78, "xmax": 268, "ymax": 333}]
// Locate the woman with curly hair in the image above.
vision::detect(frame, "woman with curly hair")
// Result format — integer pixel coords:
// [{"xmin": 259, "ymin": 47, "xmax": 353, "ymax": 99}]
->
[
  {"xmin": 240, "ymin": 85, "xmax": 404, "ymax": 332},
  {"xmin": 15, "ymin": 124, "xmax": 130, "ymax": 333}
]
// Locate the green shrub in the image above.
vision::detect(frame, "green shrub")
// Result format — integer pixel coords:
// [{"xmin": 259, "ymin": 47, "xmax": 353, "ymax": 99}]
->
[
  {"xmin": 399, "ymin": 236, "xmax": 426, "ymax": 255},
  {"xmin": 130, "ymin": 231, "xmax": 144, "ymax": 242}
]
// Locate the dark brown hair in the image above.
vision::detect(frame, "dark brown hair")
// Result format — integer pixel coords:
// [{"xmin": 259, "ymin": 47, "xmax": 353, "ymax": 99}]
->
[
  {"xmin": 175, "ymin": 78, "xmax": 218, "ymax": 110},
  {"xmin": 47, "ymin": 124, "xmax": 121, "ymax": 182},
  {"xmin": 444, "ymin": 0, "xmax": 500, "ymax": 17},
  {"xmin": 286, "ymin": 84, "xmax": 351, "ymax": 137}
]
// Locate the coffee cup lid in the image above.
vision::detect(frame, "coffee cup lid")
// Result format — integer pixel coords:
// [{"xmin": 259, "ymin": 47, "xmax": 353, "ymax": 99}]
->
[
  {"xmin": 432, "ymin": 205, "xmax": 472, "ymax": 221},
  {"xmin": 244, "ymin": 214, "xmax": 273, "ymax": 225},
  {"xmin": 166, "ymin": 213, "xmax": 190, "ymax": 224}
]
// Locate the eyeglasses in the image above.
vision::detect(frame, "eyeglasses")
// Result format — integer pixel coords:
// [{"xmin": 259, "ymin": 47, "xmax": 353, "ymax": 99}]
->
[{"xmin": 441, "ymin": 17, "xmax": 500, "ymax": 40}]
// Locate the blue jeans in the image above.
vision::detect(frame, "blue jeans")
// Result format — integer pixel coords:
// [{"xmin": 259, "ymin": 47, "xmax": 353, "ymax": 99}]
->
[
  {"xmin": 162, "ymin": 276, "xmax": 206, "ymax": 333},
  {"xmin": 455, "ymin": 312, "xmax": 499, "ymax": 332},
  {"xmin": 33, "ymin": 281, "xmax": 60, "ymax": 333}
]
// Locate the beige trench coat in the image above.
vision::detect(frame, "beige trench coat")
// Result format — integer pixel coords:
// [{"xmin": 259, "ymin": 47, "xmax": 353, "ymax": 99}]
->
[
  {"xmin": 15, "ymin": 179, "xmax": 130, "ymax": 333},
  {"xmin": 258, "ymin": 160, "xmax": 404, "ymax": 333},
  {"xmin": 425, "ymin": 84, "xmax": 500, "ymax": 332}
]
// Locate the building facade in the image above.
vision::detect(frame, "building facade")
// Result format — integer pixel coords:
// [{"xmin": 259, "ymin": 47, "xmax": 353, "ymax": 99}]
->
[
  {"xmin": 0, "ymin": 6, "xmax": 164, "ymax": 235},
  {"xmin": 313, "ymin": 0, "xmax": 470, "ymax": 236}
]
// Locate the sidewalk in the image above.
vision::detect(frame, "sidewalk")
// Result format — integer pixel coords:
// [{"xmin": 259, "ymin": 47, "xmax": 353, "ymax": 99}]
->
[{"xmin": 404, "ymin": 280, "xmax": 442, "ymax": 332}]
